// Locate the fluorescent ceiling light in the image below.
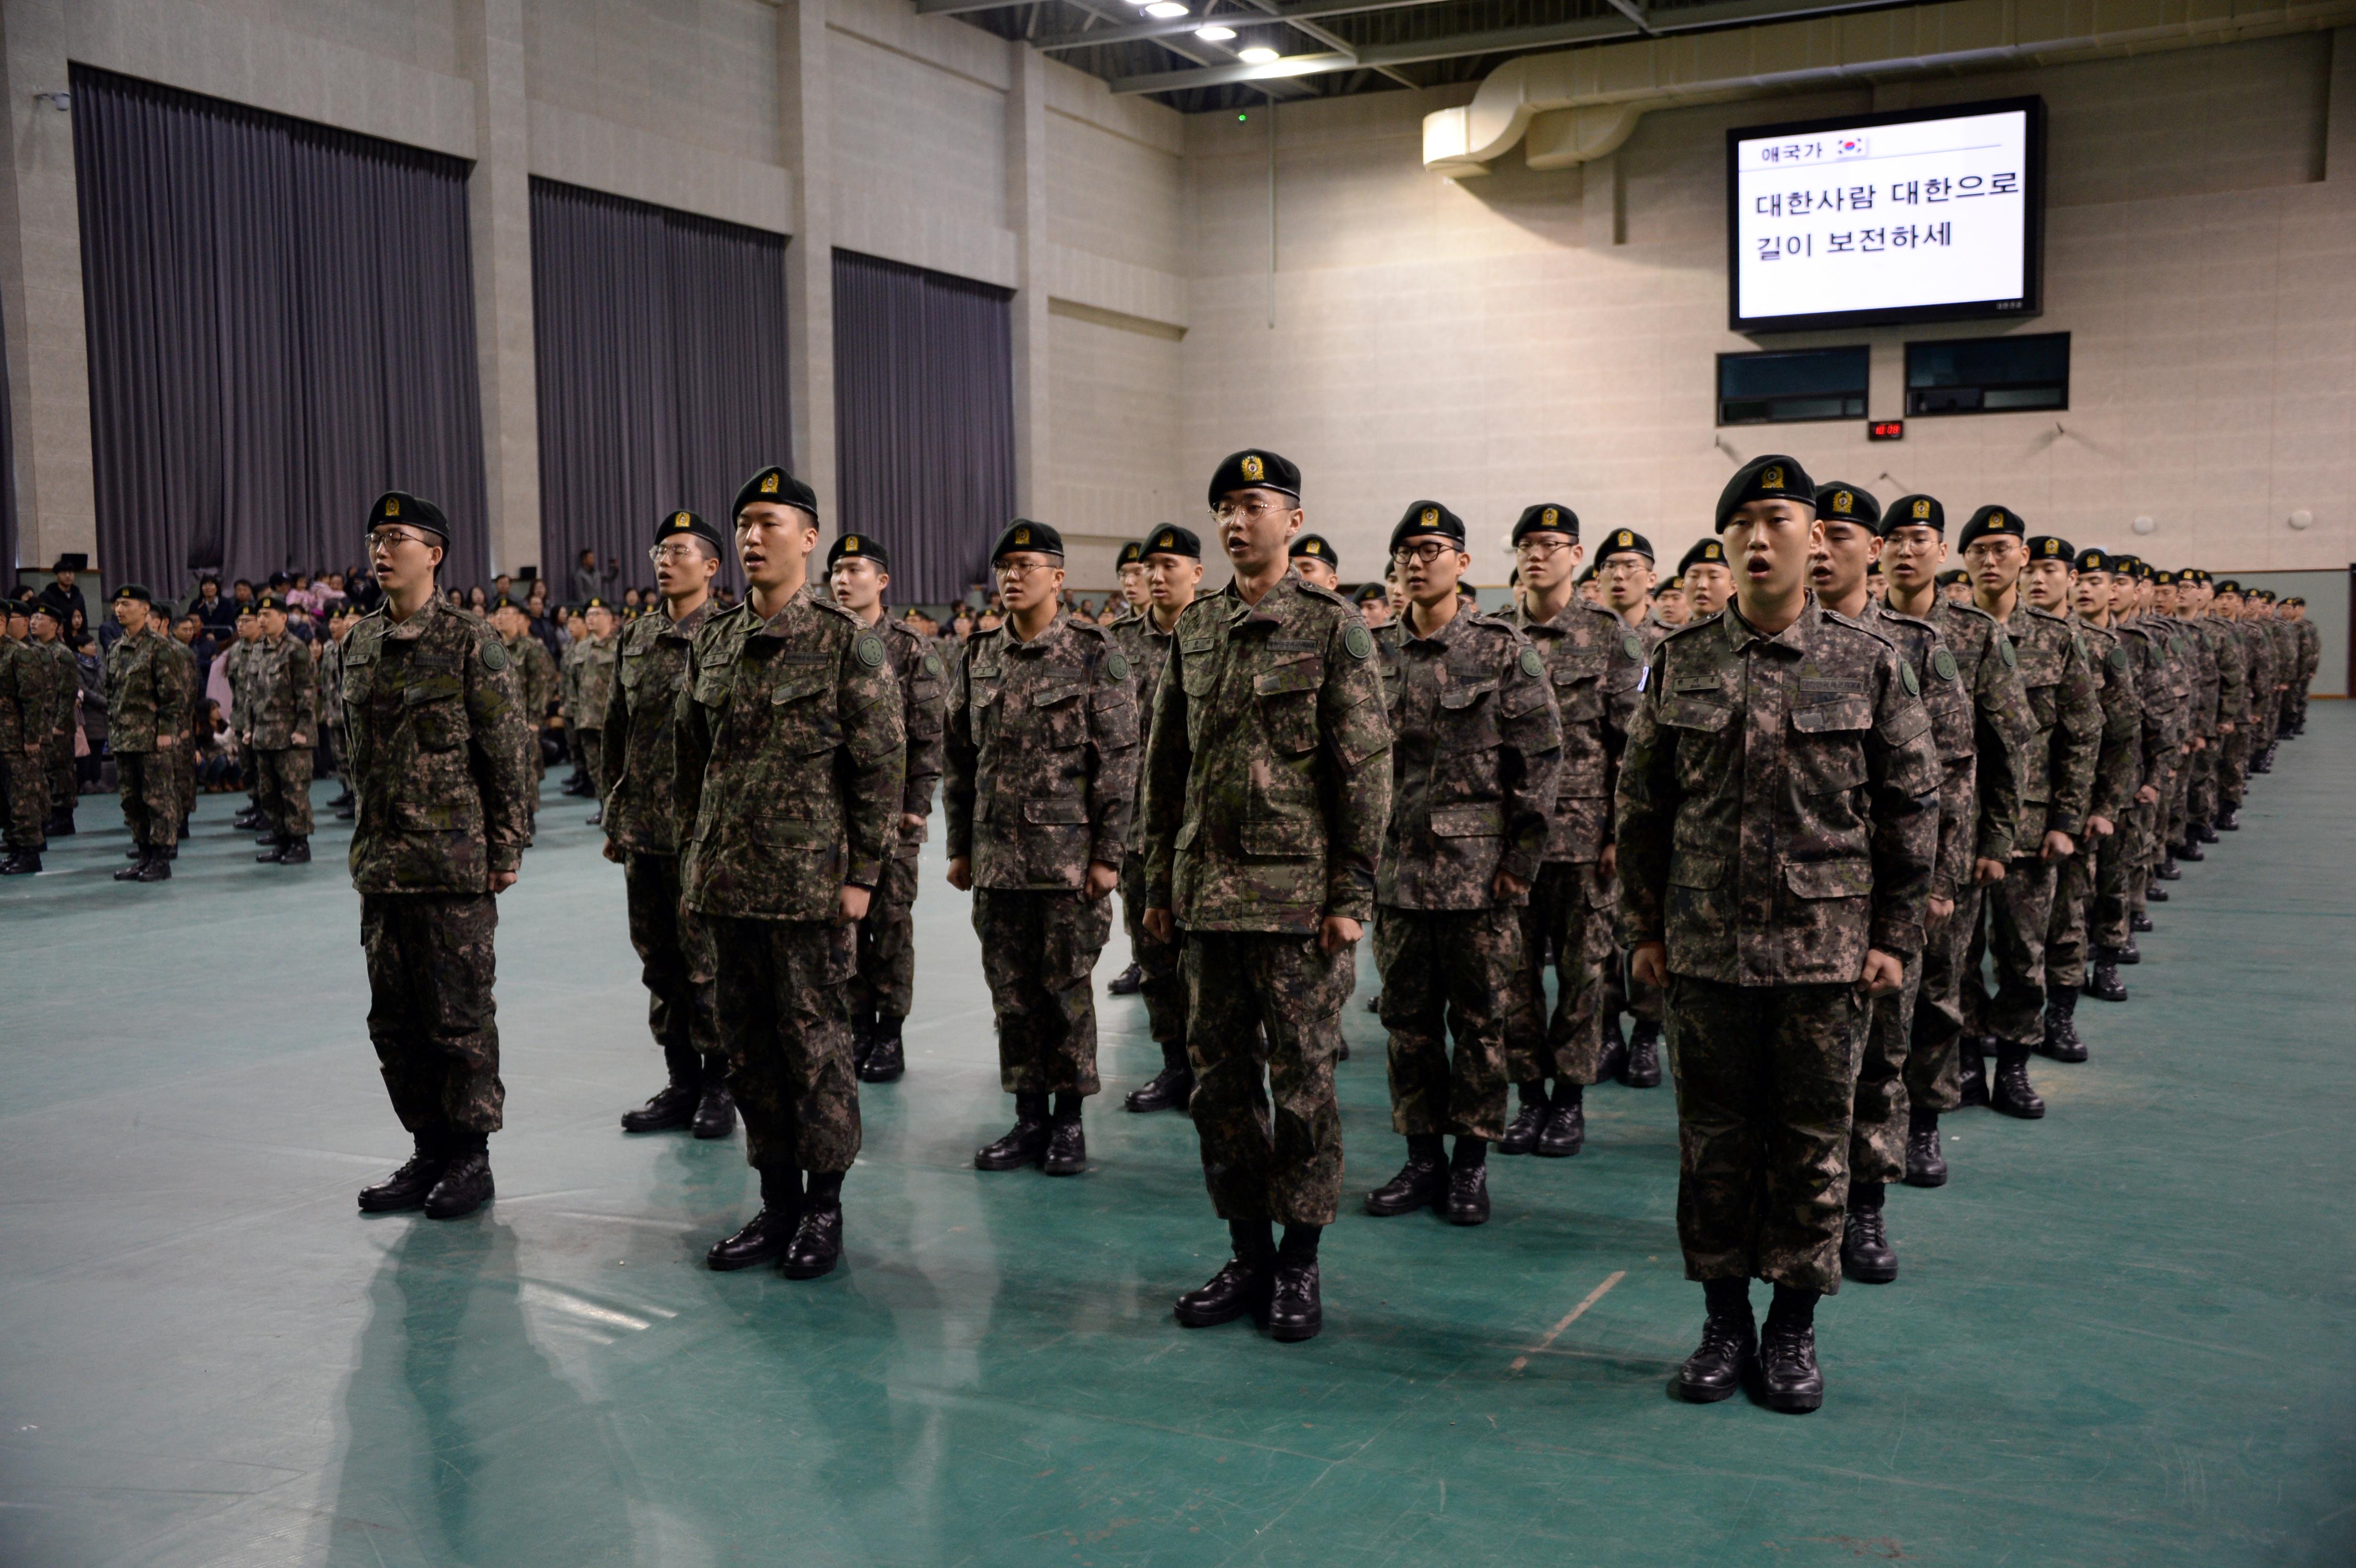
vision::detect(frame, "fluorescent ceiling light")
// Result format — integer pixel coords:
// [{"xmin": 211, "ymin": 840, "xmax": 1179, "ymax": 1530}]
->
[
  {"xmin": 1237, "ymin": 45, "xmax": 1279, "ymax": 62},
  {"xmin": 1195, "ymin": 23, "xmax": 1236, "ymax": 39},
  {"xmin": 1145, "ymin": 1, "xmax": 1188, "ymax": 14}
]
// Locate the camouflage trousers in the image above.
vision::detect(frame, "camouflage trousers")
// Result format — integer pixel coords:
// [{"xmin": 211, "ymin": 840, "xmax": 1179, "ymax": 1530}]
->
[
  {"xmin": 1963, "ymin": 854, "xmax": 2059, "ymax": 1050},
  {"xmin": 1667, "ymin": 975, "xmax": 1866, "ymax": 1296},
  {"xmin": 1849, "ymin": 948, "xmax": 1926, "ymax": 1187},
  {"xmin": 2045, "ymin": 842, "xmax": 2100, "ymax": 991},
  {"xmin": 973, "ymin": 886, "xmax": 1112, "ymax": 1097},
  {"xmin": 257, "ymin": 745, "xmax": 314, "ymax": 837},
  {"xmin": 1504, "ymin": 860, "xmax": 1613, "ymax": 1086},
  {"xmin": 852, "ymin": 839, "xmax": 921, "ymax": 1021},
  {"xmin": 46, "ymin": 731, "xmax": 75, "ymax": 817},
  {"xmin": 1592, "ymin": 870, "xmax": 1662, "ymax": 1028},
  {"xmin": 2218, "ymin": 724, "xmax": 2249, "ymax": 808},
  {"xmin": 2, "ymin": 742, "xmax": 46, "ymax": 849},
  {"xmin": 708, "ymin": 915, "xmax": 861, "ymax": 1174},
  {"xmin": 1119, "ymin": 851, "xmax": 1186, "ymax": 1048},
  {"xmin": 116, "ymin": 749, "xmax": 177, "ymax": 850},
  {"xmin": 624, "ymin": 852, "xmax": 720, "ymax": 1075},
  {"xmin": 360, "ymin": 893, "xmax": 504, "ymax": 1136},
  {"xmin": 2186, "ymin": 735, "xmax": 2219, "ymax": 828},
  {"xmin": 1182, "ymin": 929, "xmax": 1353, "ymax": 1227},
  {"xmin": 577, "ymin": 728, "xmax": 605, "ymax": 802},
  {"xmin": 1374, "ymin": 903, "xmax": 1515, "ymax": 1142},
  {"xmin": 2089, "ymin": 809, "xmax": 2140, "ymax": 953},
  {"xmin": 1909, "ymin": 879, "xmax": 1976, "ymax": 1114}
]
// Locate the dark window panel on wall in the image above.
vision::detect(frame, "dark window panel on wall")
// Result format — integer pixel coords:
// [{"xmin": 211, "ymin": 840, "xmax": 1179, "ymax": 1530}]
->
[
  {"xmin": 831, "ymin": 250, "xmax": 1017, "ymax": 605},
  {"xmin": 1716, "ymin": 346, "xmax": 1870, "ymax": 426},
  {"xmin": 1907, "ymin": 332, "xmax": 2070, "ymax": 416},
  {"xmin": 68, "ymin": 65, "xmax": 490, "ymax": 597},
  {"xmin": 529, "ymin": 180, "xmax": 789, "ymax": 602}
]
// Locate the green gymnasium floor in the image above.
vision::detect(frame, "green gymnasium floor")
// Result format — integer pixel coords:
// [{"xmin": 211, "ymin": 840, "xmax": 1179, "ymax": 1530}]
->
[{"xmin": 3, "ymin": 713, "xmax": 2350, "ymax": 1568}]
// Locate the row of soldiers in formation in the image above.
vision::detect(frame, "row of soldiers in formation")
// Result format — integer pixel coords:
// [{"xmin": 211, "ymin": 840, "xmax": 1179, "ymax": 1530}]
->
[{"xmin": 22, "ymin": 452, "xmax": 2320, "ymax": 1419}]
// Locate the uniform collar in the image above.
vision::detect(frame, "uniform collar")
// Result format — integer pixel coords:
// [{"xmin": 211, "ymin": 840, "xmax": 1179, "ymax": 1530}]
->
[
  {"xmin": 1002, "ymin": 608, "xmax": 1072, "ymax": 653},
  {"xmin": 1399, "ymin": 600, "xmax": 1479, "ymax": 650},
  {"xmin": 1514, "ymin": 596, "xmax": 1595, "ymax": 637},
  {"xmin": 1220, "ymin": 571, "xmax": 1304, "ymax": 631},
  {"xmin": 1720, "ymin": 592, "xmax": 1823, "ymax": 656}
]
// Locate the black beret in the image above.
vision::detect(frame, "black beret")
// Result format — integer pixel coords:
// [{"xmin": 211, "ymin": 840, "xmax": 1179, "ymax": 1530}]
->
[
  {"xmin": 2254, "ymin": 588, "xmax": 2277, "ymax": 601},
  {"xmin": 991, "ymin": 519, "xmax": 1063, "ymax": 561},
  {"xmin": 1957, "ymin": 506, "xmax": 2026, "ymax": 550},
  {"xmin": 655, "ymin": 508, "xmax": 723, "ymax": 550},
  {"xmin": 827, "ymin": 533, "xmax": 889, "ymax": 572},
  {"xmin": 1353, "ymin": 583, "xmax": 1387, "ymax": 604},
  {"xmin": 2128, "ymin": 558, "xmax": 2153, "ymax": 581},
  {"xmin": 1511, "ymin": 503, "xmax": 1579, "ymax": 544},
  {"xmin": 2212, "ymin": 578, "xmax": 2241, "ymax": 594},
  {"xmin": 1576, "ymin": 563, "xmax": 1599, "ymax": 585},
  {"xmin": 1389, "ymin": 501, "xmax": 1466, "ymax": 554},
  {"xmin": 2077, "ymin": 548, "xmax": 2116, "ymax": 574},
  {"xmin": 582, "ymin": 596, "xmax": 615, "ymax": 612},
  {"xmin": 2286, "ymin": 596, "xmax": 2304, "ymax": 607},
  {"xmin": 112, "ymin": 583, "xmax": 153, "ymax": 603},
  {"xmin": 2026, "ymin": 535, "xmax": 2075, "ymax": 563},
  {"xmin": 1662, "ymin": 574, "xmax": 1686, "ymax": 591},
  {"xmin": 1208, "ymin": 449, "xmax": 1301, "ymax": 505},
  {"xmin": 1866, "ymin": 557, "xmax": 1883, "ymax": 575},
  {"xmin": 1714, "ymin": 455, "xmax": 1816, "ymax": 532},
  {"xmin": 1880, "ymin": 495, "xmax": 1941, "ymax": 536},
  {"xmin": 254, "ymin": 593, "xmax": 287, "ymax": 612},
  {"xmin": 2152, "ymin": 568, "xmax": 2178, "ymax": 586},
  {"xmin": 1116, "ymin": 540, "xmax": 1145, "ymax": 568},
  {"xmin": 493, "ymin": 595, "xmax": 526, "ymax": 612},
  {"xmin": 732, "ymin": 465, "xmax": 819, "ymax": 523},
  {"xmin": 0, "ymin": 598, "xmax": 27, "ymax": 616},
  {"xmin": 1596, "ymin": 527, "xmax": 1654, "ymax": 562},
  {"xmin": 1677, "ymin": 538, "xmax": 1728, "ymax": 576},
  {"xmin": 28, "ymin": 599, "xmax": 63, "ymax": 622},
  {"xmin": 1457, "ymin": 581, "xmax": 1478, "ymax": 599},
  {"xmin": 1144, "ymin": 523, "xmax": 1201, "ymax": 559},
  {"xmin": 1814, "ymin": 482, "xmax": 1881, "ymax": 531},
  {"xmin": 1290, "ymin": 534, "xmax": 1337, "ymax": 566},
  {"xmin": 368, "ymin": 490, "xmax": 449, "ymax": 542},
  {"xmin": 1935, "ymin": 568, "xmax": 1968, "ymax": 587}
]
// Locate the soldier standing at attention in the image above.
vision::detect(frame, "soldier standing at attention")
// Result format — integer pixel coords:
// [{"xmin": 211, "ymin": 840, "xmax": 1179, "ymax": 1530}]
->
[
  {"xmin": 1956, "ymin": 509, "xmax": 2098, "ymax": 1122},
  {"xmin": 674, "ymin": 467, "xmax": 904, "ymax": 1282},
  {"xmin": 2081, "ymin": 554, "xmax": 2169, "ymax": 1002},
  {"xmin": 1619, "ymin": 455, "xmax": 1939, "ymax": 1414},
  {"xmin": 30, "ymin": 599, "xmax": 78, "ymax": 841},
  {"xmin": 321, "ymin": 607, "xmax": 357, "ymax": 821},
  {"xmin": 1363, "ymin": 501, "xmax": 1561, "ymax": 1224},
  {"xmin": 0, "ymin": 599, "xmax": 51, "ymax": 875},
  {"xmin": 1141, "ymin": 450, "xmax": 1391, "ymax": 1343},
  {"xmin": 1808, "ymin": 482, "xmax": 1973, "ymax": 1286},
  {"xmin": 1104, "ymin": 539, "xmax": 1151, "ymax": 998},
  {"xmin": 228, "ymin": 604, "xmax": 266, "ymax": 832},
  {"xmin": 1115, "ymin": 525, "xmax": 1205, "ymax": 1113},
  {"xmin": 574, "ymin": 597, "xmax": 621, "ymax": 826},
  {"xmin": 1115, "ymin": 539, "xmax": 1149, "ymax": 621},
  {"xmin": 1652, "ymin": 575, "xmax": 1691, "ymax": 629},
  {"xmin": 946, "ymin": 521, "xmax": 1137, "ymax": 1175},
  {"xmin": 163, "ymin": 615, "xmax": 200, "ymax": 843},
  {"xmin": 605, "ymin": 509, "xmax": 734, "ymax": 1139},
  {"xmin": 1680, "ymin": 539, "xmax": 1735, "ymax": 624},
  {"xmin": 105, "ymin": 586, "xmax": 189, "ymax": 882},
  {"xmin": 493, "ymin": 597, "xmax": 556, "ymax": 834},
  {"xmin": 1498, "ymin": 504, "xmax": 1640, "ymax": 1159},
  {"xmin": 1590, "ymin": 525, "xmax": 1669, "ymax": 1086},
  {"xmin": 1289, "ymin": 534, "xmax": 1342, "ymax": 593},
  {"xmin": 1596, "ymin": 530, "xmax": 1659, "ymax": 644},
  {"xmin": 247, "ymin": 592, "xmax": 319, "ymax": 865},
  {"xmin": 829, "ymin": 531, "xmax": 947, "ymax": 1085},
  {"xmin": 346, "ymin": 492, "xmax": 532, "ymax": 1220}
]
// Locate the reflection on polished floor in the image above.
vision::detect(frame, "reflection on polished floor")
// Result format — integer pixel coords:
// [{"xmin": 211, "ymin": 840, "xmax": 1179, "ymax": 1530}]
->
[{"xmin": 4, "ymin": 712, "xmax": 2352, "ymax": 1567}]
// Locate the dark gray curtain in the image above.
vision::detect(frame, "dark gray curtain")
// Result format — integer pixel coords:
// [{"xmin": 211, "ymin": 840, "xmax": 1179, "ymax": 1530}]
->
[
  {"xmin": 531, "ymin": 178, "xmax": 788, "ymax": 601},
  {"xmin": 0, "ymin": 302, "xmax": 14, "ymax": 577},
  {"xmin": 69, "ymin": 65, "xmax": 490, "ymax": 597},
  {"xmin": 832, "ymin": 250, "xmax": 1015, "ymax": 604}
]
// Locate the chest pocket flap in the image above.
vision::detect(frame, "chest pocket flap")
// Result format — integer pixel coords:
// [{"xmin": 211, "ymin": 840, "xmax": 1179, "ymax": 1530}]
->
[
  {"xmin": 771, "ymin": 669, "xmax": 831, "ymax": 708},
  {"xmin": 1251, "ymin": 659, "xmax": 1321, "ymax": 697},
  {"xmin": 1660, "ymin": 695, "xmax": 1732, "ymax": 730},
  {"xmin": 1790, "ymin": 695, "xmax": 1873, "ymax": 733}
]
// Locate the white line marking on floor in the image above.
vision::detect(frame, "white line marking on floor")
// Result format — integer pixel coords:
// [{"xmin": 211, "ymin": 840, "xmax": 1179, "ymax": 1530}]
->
[{"xmin": 1508, "ymin": 1269, "xmax": 1626, "ymax": 1373}]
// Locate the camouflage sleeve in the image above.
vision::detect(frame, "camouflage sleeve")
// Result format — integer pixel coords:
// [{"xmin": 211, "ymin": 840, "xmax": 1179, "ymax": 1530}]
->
[
  {"xmin": 903, "ymin": 650, "xmax": 948, "ymax": 822},
  {"xmin": 1922, "ymin": 642, "xmax": 1976, "ymax": 904},
  {"xmin": 158, "ymin": 641, "xmax": 193, "ymax": 740},
  {"xmin": 1085, "ymin": 643, "xmax": 1139, "ymax": 870},
  {"xmin": 941, "ymin": 641, "xmax": 977, "ymax": 864},
  {"xmin": 292, "ymin": 636, "xmax": 318, "ymax": 738},
  {"xmin": 2045, "ymin": 634, "xmax": 2102, "ymax": 836},
  {"xmin": 465, "ymin": 634, "xmax": 533, "ymax": 874},
  {"xmin": 1974, "ymin": 630, "xmax": 2030, "ymax": 863},
  {"xmin": 600, "ymin": 646, "xmax": 631, "ymax": 802},
  {"xmin": 1599, "ymin": 634, "xmax": 1640, "ymax": 845},
  {"xmin": 1614, "ymin": 648, "xmax": 1676, "ymax": 948},
  {"xmin": 1495, "ymin": 637, "xmax": 1564, "ymax": 887},
  {"xmin": 1318, "ymin": 614, "xmax": 1392, "ymax": 924},
  {"xmin": 672, "ymin": 636, "xmax": 715, "ymax": 847},
  {"xmin": 0, "ymin": 655, "xmax": 23, "ymax": 754},
  {"xmin": 1864, "ymin": 652, "xmax": 1940, "ymax": 960},
  {"xmin": 2089, "ymin": 642, "xmax": 2142, "ymax": 824},
  {"xmin": 837, "ymin": 629, "xmax": 906, "ymax": 890},
  {"xmin": 1139, "ymin": 631, "xmax": 1191, "ymax": 911},
  {"xmin": 2213, "ymin": 626, "xmax": 2246, "ymax": 721}
]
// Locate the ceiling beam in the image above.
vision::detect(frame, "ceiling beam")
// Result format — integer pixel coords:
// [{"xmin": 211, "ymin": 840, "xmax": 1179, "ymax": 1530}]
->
[{"xmin": 1032, "ymin": 0, "xmax": 1439, "ymax": 53}]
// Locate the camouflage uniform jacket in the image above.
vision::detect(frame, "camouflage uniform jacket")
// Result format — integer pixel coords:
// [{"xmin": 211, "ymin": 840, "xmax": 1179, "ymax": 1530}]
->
[
  {"xmin": 1997, "ymin": 605, "xmax": 2102, "ymax": 843},
  {"xmin": 673, "ymin": 590, "xmax": 905, "ymax": 921},
  {"xmin": 944, "ymin": 610, "xmax": 1138, "ymax": 890},
  {"xmin": 2196, "ymin": 617, "xmax": 2244, "ymax": 734},
  {"xmin": 1374, "ymin": 607, "xmax": 1562, "ymax": 908},
  {"xmin": 2139, "ymin": 614, "xmax": 2196, "ymax": 752},
  {"xmin": 1615, "ymin": 597, "xmax": 1940, "ymax": 985},
  {"xmin": 0, "ymin": 639, "xmax": 49, "ymax": 756},
  {"xmin": 104, "ymin": 626, "xmax": 190, "ymax": 754},
  {"xmin": 572, "ymin": 634, "xmax": 621, "ymax": 730},
  {"xmin": 1858, "ymin": 601, "xmax": 1977, "ymax": 903},
  {"xmin": 2295, "ymin": 619, "xmax": 2321, "ymax": 682},
  {"xmin": 1508, "ymin": 596, "xmax": 1643, "ymax": 865},
  {"xmin": 2235, "ymin": 617, "xmax": 2274, "ymax": 723},
  {"xmin": 1630, "ymin": 610, "xmax": 1670, "ymax": 658},
  {"xmin": 881, "ymin": 616, "xmax": 948, "ymax": 831},
  {"xmin": 44, "ymin": 637, "xmax": 78, "ymax": 739},
  {"xmin": 2072, "ymin": 617, "xmax": 2143, "ymax": 824},
  {"xmin": 2178, "ymin": 616, "xmax": 2221, "ymax": 739},
  {"xmin": 224, "ymin": 636, "xmax": 258, "ymax": 734},
  {"xmin": 2110, "ymin": 620, "xmax": 2176, "ymax": 783},
  {"xmin": 1928, "ymin": 599, "xmax": 2032, "ymax": 866},
  {"xmin": 600, "ymin": 599, "xmax": 716, "ymax": 855},
  {"xmin": 167, "ymin": 638, "xmax": 199, "ymax": 740},
  {"xmin": 1140, "ymin": 571, "xmax": 1392, "ymax": 935},
  {"xmin": 1112, "ymin": 609, "xmax": 1180, "ymax": 841},
  {"xmin": 340, "ymin": 597, "xmax": 533, "ymax": 893},
  {"xmin": 318, "ymin": 634, "xmax": 347, "ymax": 741},
  {"xmin": 2267, "ymin": 619, "xmax": 2300, "ymax": 695},
  {"xmin": 506, "ymin": 632, "xmax": 558, "ymax": 725},
  {"xmin": 247, "ymin": 632, "xmax": 318, "ymax": 750}
]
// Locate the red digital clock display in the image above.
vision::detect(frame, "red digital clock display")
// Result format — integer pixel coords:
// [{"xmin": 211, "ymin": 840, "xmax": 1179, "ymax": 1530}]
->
[{"xmin": 1868, "ymin": 420, "xmax": 1905, "ymax": 441}]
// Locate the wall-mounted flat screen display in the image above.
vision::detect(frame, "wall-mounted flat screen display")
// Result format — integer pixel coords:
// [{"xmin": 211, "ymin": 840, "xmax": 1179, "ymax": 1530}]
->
[{"xmin": 1728, "ymin": 97, "xmax": 2044, "ymax": 334}]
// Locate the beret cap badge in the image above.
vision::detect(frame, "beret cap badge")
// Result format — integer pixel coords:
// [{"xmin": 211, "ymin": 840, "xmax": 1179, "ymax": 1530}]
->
[
  {"xmin": 1421, "ymin": 508, "xmax": 1439, "ymax": 526},
  {"xmin": 1762, "ymin": 465, "xmax": 1784, "ymax": 490},
  {"xmin": 760, "ymin": 473, "xmax": 779, "ymax": 494},
  {"xmin": 1241, "ymin": 455, "xmax": 1265, "ymax": 482},
  {"xmin": 1913, "ymin": 500, "xmax": 1931, "ymax": 519}
]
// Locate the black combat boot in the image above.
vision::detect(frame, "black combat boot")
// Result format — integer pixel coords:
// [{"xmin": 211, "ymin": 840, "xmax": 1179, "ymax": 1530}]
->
[
  {"xmin": 708, "ymin": 1167, "xmax": 800, "ymax": 1270},
  {"xmin": 43, "ymin": 806, "xmax": 75, "ymax": 838},
  {"xmin": 1176, "ymin": 1220, "xmax": 1274, "ymax": 1328},
  {"xmin": 1841, "ymin": 1185, "xmax": 1898, "ymax": 1284},
  {"xmin": 1594, "ymin": 1014, "xmax": 1629, "ymax": 1085},
  {"xmin": 1445, "ymin": 1138, "xmax": 1490, "ymax": 1226},
  {"xmin": 1990, "ymin": 1047, "xmax": 2046, "ymax": 1119},
  {"xmin": 1364, "ymin": 1134, "xmax": 1448, "ymax": 1216},
  {"xmin": 859, "ymin": 1015, "xmax": 906, "ymax": 1083},
  {"xmin": 1123, "ymin": 1042, "xmax": 1193, "ymax": 1111},
  {"xmin": 2251, "ymin": 747, "xmax": 2273, "ymax": 774},
  {"xmin": 1621, "ymin": 1020, "xmax": 1663, "ymax": 1088},
  {"xmin": 259, "ymin": 835, "xmax": 309, "ymax": 864},
  {"xmin": 2039, "ymin": 990, "xmax": 2087, "ymax": 1062},
  {"xmin": 1903, "ymin": 1108, "xmax": 1947, "ymax": 1187},
  {"xmin": 622, "ymin": 1044, "xmax": 700, "ymax": 1132},
  {"xmin": 2156, "ymin": 856, "xmax": 2180, "ymax": 881},
  {"xmin": 113, "ymin": 848, "xmax": 153, "ymax": 880},
  {"xmin": 233, "ymin": 806, "xmax": 265, "ymax": 829},
  {"xmin": 358, "ymin": 1132, "xmax": 447, "ymax": 1212},
  {"xmin": 849, "ymin": 1009, "xmax": 876, "ymax": 1075},
  {"xmin": 424, "ymin": 1135, "xmax": 494, "ymax": 1219},
  {"xmin": 2083, "ymin": 951, "xmax": 2128, "ymax": 1002},
  {"xmin": 2143, "ymin": 883, "xmax": 2167, "ymax": 905},
  {"xmin": 334, "ymin": 795, "xmax": 355, "ymax": 821},
  {"xmin": 128, "ymin": 852, "xmax": 171, "ymax": 882},
  {"xmin": 1536, "ymin": 1080, "xmax": 1585, "ymax": 1157},
  {"xmin": 1497, "ymin": 1079, "xmax": 1548, "ymax": 1155},
  {"xmin": 1106, "ymin": 961, "xmax": 1144, "ymax": 996},
  {"xmin": 1672, "ymin": 1279, "xmax": 1755, "ymax": 1404},
  {"xmin": 691, "ymin": 1077, "xmax": 736, "ymax": 1139},
  {"xmin": 1042, "ymin": 1094, "xmax": 1087, "ymax": 1176},
  {"xmin": 1956, "ymin": 1035, "xmax": 1991, "ymax": 1108},
  {"xmin": 2214, "ymin": 806, "xmax": 2240, "ymax": 830},
  {"xmin": 0, "ymin": 848, "xmax": 40, "ymax": 875},
  {"xmin": 780, "ymin": 1172, "xmax": 844, "ymax": 1279},
  {"xmin": 975, "ymin": 1093, "xmax": 1052, "ymax": 1170},
  {"xmin": 2175, "ymin": 837, "xmax": 2204, "ymax": 862},
  {"xmin": 2195, "ymin": 818, "xmax": 2219, "ymax": 844},
  {"xmin": 586, "ymin": 806, "xmax": 602, "ymax": 828},
  {"xmin": 1267, "ymin": 1224, "xmax": 1323, "ymax": 1342},
  {"xmin": 1757, "ymin": 1286, "xmax": 1825, "ymax": 1413}
]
